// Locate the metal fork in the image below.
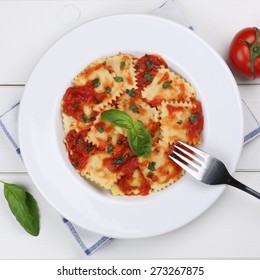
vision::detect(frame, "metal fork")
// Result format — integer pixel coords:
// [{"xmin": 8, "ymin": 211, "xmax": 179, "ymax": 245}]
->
[{"xmin": 169, "ymin": 141, "xmax": 260, "ymax": 200}]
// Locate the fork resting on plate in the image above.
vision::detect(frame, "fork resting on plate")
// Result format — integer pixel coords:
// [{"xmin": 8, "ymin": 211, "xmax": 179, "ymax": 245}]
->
[{"xmin": 169, "ymin": 141, "xmax": 260, "ymax": 200}]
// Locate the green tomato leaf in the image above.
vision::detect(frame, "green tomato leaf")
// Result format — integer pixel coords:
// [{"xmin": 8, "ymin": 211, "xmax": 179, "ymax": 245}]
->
[
  {"xmin": 127, "ymin": 121, "xmax": 152, "ymax": 158},
  {"xmin": 101, "ymin": 109, "xmax": 134, "ymax": 129},
  {"xmin": 2, "ymin": 182, "xmax": 40, "ymax": 236}
]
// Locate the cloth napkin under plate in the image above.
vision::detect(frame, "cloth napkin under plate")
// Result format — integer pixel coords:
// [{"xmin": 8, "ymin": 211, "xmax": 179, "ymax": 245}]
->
[{"xmin": 1, "ymin": 0, "xmax": 260, "ymax": 256}]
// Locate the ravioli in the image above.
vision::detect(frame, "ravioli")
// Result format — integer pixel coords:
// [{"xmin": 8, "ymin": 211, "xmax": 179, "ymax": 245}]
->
[
  {"xmin": 62, "ymin": 53, "xmax": 203, "ymax": 196},
  {"xmin": 141, "ymin": 68, "xmax": 196, "ymax": 106}
]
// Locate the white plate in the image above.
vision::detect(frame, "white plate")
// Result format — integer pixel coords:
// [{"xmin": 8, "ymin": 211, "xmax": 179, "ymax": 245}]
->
[{"xmin": 19, "ymin": 14, "xmax": 243, "ymax": 239}]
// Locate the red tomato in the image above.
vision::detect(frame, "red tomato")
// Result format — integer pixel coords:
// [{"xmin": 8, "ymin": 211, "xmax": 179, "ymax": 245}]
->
[{"xmin": 228, "ymin": 27, "xmax": 260, "ymax": 79}]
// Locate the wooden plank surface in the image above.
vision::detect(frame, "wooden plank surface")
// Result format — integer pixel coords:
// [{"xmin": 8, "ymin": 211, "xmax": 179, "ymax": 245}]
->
[{"xmin": 0, "ymin": 0, "xmax": 260, "ymax": 259}]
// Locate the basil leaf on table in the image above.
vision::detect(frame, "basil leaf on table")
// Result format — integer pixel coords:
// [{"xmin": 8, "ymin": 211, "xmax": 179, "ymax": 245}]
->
[
  {"xmin": 1, "ymin": 181, "xmax": 40, "ymax": 236},
  {"xmin": 127, "ymin": 121, "xmax": 152, "ymax": 158}
]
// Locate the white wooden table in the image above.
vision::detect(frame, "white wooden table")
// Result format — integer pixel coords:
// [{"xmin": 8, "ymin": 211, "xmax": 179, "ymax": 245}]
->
[{"xmin": 0, "ymin": 0, "xmax": 260, "ymax": 259}]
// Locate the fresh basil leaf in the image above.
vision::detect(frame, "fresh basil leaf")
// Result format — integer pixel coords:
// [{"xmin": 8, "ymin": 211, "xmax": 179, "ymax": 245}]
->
[
  {"xmin": 101, "ymin": 109, "xmax": 133, "ymax": 129},
  {"xmin": 144, "ymin": 72, "xmax": 152, "ymax": 81},
  {"xmin": 82, "ymin": 114, "xmax": 89, "ymax": 123},
  {"xmin": 87, "ymin": 144, "xmax": 93, "ymax": 151},
  {"xmin": 113, "ymin": 157, "xmax": 127, "ymax": 165},
  {"xmin": 101, "ymin": 110, "xmax": 152, "ymax": 158},
  {"xmin": 107, "ymin": 144, "xmax": 114, "ymax": 154},
  {"xmin": 97, "ymin": 125, "xmax": 104, "ymax": 133},
  {"xmin": 129, "ymin": 104, "xmax": 139, "ymax": 113},
  {"xmin": 127, "ymin": 121, "xmax": 152, "ymax": 158},
  {"xmin": 148, "ymin": 161, "xmax": 156, "ymax": 171},
  {"xmin": 120, "ymin": 61, "xmax": 126, "ymax": 69},
  {"xmin": 145, "ymin": 60, "xmax": 152, "ymax": 69},
  {"xmin": 105, "ymin": 87, "xmax": 111, "ymax": 93},
  {"xmin": 162, "ymin": 81, "xmax": 172, "ymax": 89},
  {"xmin": 126, "ymin": 89, "xmax": 137, "ymax": 97},
  {"xmin": 113, "ymin": 76, "xmax": 124, "ymax": 82},
  {"xmin": 189, "ymin": 113, "xmax": 199, "ymax": 123},
  {"xmin": 92, "ymin": 78, "xmax": 101, "ymax": 88},
  {"xmin": 2, "ymin": 182, "xmax": 40, "ymax": 236}
]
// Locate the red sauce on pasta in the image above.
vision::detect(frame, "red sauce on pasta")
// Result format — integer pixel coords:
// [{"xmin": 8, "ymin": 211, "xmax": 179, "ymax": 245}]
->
[
  {"xmin": 136, "ymin": 54, "xmax": 168, "ymax": 89},
  {"xmin": 62, "ymin": 81, "xmax": 106, "ymax": 121},
  {"xmin": 103, "ymin": 142, "xmax": 151, "ymax": 195},
  {"xmin": 166, "ymin": 104, "xmax": 183, "ymax": 115},
  {"xmin": 148, "ymin": 96, "xmax": 165, "ymax": 107},
  {"xmin": 65, "ymin": 129, "xmax": 94, "ymax": 171},
  {"xmin": 118, "ymin": 169, "xmax": 151, "ymax": 196},
  {"xmin": 62, "ymin": 53, "xmax": 204, "ymax": 197},
  {"xmin": 187, "ymin": 100, "xmax": 203, "ymax": 141}
]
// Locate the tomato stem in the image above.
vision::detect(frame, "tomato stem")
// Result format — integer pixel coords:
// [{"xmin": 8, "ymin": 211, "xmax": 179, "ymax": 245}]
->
[{"xmin": 241, "ymin": 27, "xmax": 260, "ymax": 79}]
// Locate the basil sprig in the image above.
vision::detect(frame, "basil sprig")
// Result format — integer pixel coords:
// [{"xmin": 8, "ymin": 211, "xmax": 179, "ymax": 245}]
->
[
  {"xmin": 0, "ymin": 180, "xmax": 40, "ymax": 236},
  {"xmin": 101, "ymin": 109, "xmax": 152, "ymax": 158},
  {"xmin": 127, "ymin": 121, "xmax": 152, "ymax": 158},
  {"xmin": 101, "ymin": 109, "xmax": 133, "ymax": 129}
]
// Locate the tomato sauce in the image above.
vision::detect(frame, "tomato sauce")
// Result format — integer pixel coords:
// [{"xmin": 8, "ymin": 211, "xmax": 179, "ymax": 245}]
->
[
  {"xmin": 166, "ymin": 104, "xmax": 183, "ymax": 115},
  {"xmin": 187, "ymin": 101, "xmax": 203, "ymax": 141},
  {"xmin": 148, "ymin": 96, "xmax": 165, "ymax": 107},
  {"xmin": 62, "ymin": 80, "xmax": 106, "ymax": 121},
  {"xmin": 62, "ymin": 54, "xmax": 203, "ymax": 197},
  {"xmin": 103, "ymin": 141, "xmax": 151, "ymax": 195},
  {"xmin": 118, "ymin": 169, "xmax": 151, "ymax": 196},
  {"xmin": 135, "ymin": 54, "xmax": 168, "ymax": 90},
  {"xmin": 148, "ymin": 120, "xmax": 160, "ymax": 136},
  {"xmin": 103, "ymin": 142, "xmax": 135, "ymax": 173},
  {"xmin": 65, "ymin": 129, "xmax": 93, "ymax": 171}
]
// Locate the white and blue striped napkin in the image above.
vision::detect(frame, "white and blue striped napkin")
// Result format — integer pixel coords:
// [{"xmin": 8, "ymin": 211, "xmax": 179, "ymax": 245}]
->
[
  {"xmin": 0, "ymin": 0, "xmax": 259, "ymax": 255},
  {"xmin": 0, "ymin": 102, "xmax": 111, "ymax": 255}
]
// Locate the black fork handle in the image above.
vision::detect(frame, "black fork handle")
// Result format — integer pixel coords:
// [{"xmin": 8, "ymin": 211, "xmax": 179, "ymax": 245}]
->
[{"xmin": 228, "ymin": 176, "xmax": 260, "ymax": 199}]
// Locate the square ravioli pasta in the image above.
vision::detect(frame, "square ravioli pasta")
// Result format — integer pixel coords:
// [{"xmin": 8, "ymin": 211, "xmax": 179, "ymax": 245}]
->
[{"xmin": 62, "ymin": 53, "xmax": 203, "ymax": 196}]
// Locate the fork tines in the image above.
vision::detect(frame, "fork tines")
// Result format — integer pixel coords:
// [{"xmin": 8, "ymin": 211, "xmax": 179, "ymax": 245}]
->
[{"xmin": 169, "ymin": 141, "xmax": 206, "ymax": 178}]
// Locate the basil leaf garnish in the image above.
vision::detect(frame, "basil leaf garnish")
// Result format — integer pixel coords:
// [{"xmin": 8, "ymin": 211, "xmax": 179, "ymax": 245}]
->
[
  {"xmin": 145, "ymin": 60, "xmax": 152, "ymax": 69},
  {"xmin": 1, "ymin": 181, "xmax": 40, "ymax": 236},
  {"xmin": 101, "ymin": 110, "xmax": 152, "ymax": 158},
  {"xmin": 148, "ymin": 161, "xmax": 156, "ymax": 171},
  {"xmin": 97, "ymin": 125, "xmax": 104, "ymax": 133},
  {"xmin": 144, "ymin": 72, "xmax": 152, "ymax": 81},
  {"xmin": 101, "ymin": 109, "xmax": 134, "ymax": 129},
  {"xmin": 189, "ymin": 114, "xmax": 199, "ymax": 123},
  {"xmin": 92, "ymin": 78, "xmax": 101, "ymax": 88},
  {"xmin": 107, "ymin": 144, "xmax": 114, "ymax": 153},
  {"xmin": 82, "ymin": 114, "xmax": 89, "ymax": 123},
  {"xmin": 129, "ymin": 104, "xmax": 139, "ymax": 113},
  {"xmin": 113, "ymin": 157, "xmax": 127, "ymax": 165},
  {"xmin": 120, "ymin": 61, "xmax": 126, "ymax": 69},
  {"xmin": 162, "ymin": 81, "xmax": 172, "ymax": 89},
  {"xmin": 127, "ymin": 121, "xmax": 152, "ymax": 158},
  {"xmin": 113, "ymin": 76, "xmax": 124, "ymax": 82},
  {"xmin": 105, "ymin": 87, "xmax": 111, "ymax": 93},
  {"xmin": 126, "ymin": 89, "xmax": 137, "ymax": 97}
]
